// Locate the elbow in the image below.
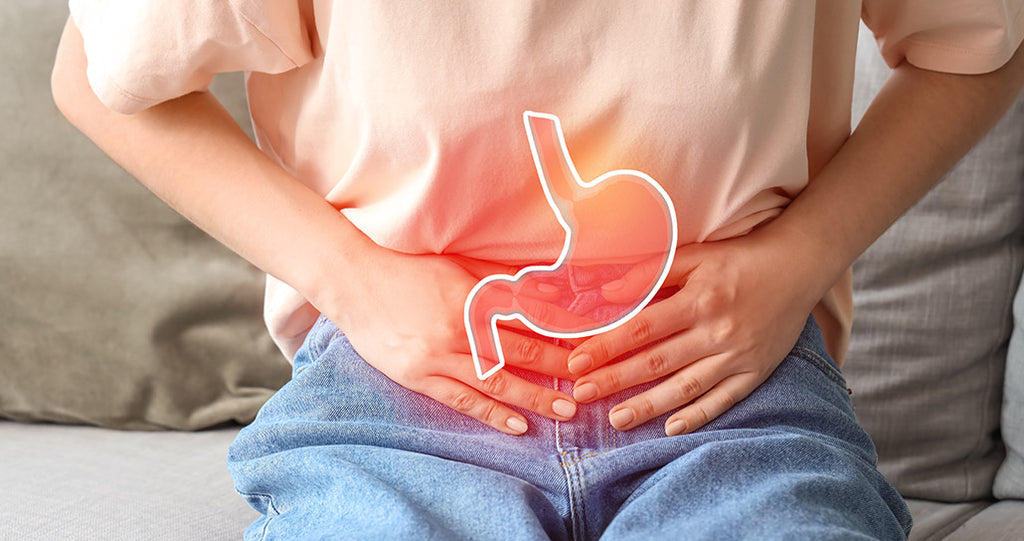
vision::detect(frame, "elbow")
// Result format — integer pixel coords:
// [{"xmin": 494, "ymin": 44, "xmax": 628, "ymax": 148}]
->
[
  {"xmin": 50, "ymin": 55, "xmax": 80, "ymax": 123},
  {"xmin": 50, "ymin": 18, "xmax": 99, "ymax": 128}
]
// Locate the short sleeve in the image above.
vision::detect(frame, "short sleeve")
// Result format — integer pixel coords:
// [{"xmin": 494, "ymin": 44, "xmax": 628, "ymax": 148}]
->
[
  {"xmin": 68, "ymin": 0, "xmax": 314, "ymax": 114},
  {"xmin": 862, "ymin": 0, "xmax": 1024, "ymax": 74}
]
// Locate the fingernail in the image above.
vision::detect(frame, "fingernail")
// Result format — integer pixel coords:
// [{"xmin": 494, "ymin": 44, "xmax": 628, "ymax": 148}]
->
[
  {"xmin": 573, "ymin": 382, "xmax": 599, "ymax": 402},
  {"xmin": 666, "ymin": 419, "xmax": 687, "ymax": 436},
  {"xmin": 609, "ymin": 408, "xmax": 635, "ymax": 429},
  {"xmin": 552, "ymin": 399, "xmax": 577, "ymax": 418},
  {"xmin": 568, "ymin": 353, "xmax": 592, "ymax": 374},
  {"xmin": 602, "ymin": 279, "xmax": 624, "ymax": 292},
  {"xmin": 536, "ymin": 282, "xmax": 559, "ymax": 293},
  {"xmin": 506, "ymin": 417, "xmax": 528, "ymax": 434}
]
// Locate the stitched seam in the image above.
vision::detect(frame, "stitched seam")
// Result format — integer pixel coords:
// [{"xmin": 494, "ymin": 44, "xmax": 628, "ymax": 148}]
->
[
  {"xmin": 791, "ymin": 346, "xmax": 846, "ymax": 389},
  {"xmin": 322, "ymin": 329, "xmax": 344, "ymax": 361},
  {"xmin": 902, "ymin": 37, "xmax": 1014, "ymax": 57},
  {"xmin": 309, "ymin": 317, "xmax": 340, "ymax": 361},
  {"xmin": 237, "ymin": 490, "xmax": 280, "ymax": 515},
  {"xmin": 257, "ymin": 506, "xmax": 274, "ymax": 541},
  {"xmin": 558, "ymin": 450, "xmax": 588, "ymax": 538},
  {"xmin": 554, "ymin": 414, "xmax": 589, "ymax": 538},
  {"xmin": 901, "ymin": 3, "xmax": 1024, "ymax": 58},
  {"xmin": 612, "ymin": 416, "xmax": 619, "ymax": 449},
  {"xmin": 309, "ymin": 322, "xmax": 326, "ymax": 359},
  {"xmin": 102, "ymin": 76, "xmax": 160, "ymax": 108},
  {"xmin": 556, "ymin": 449, "xmax": 582, "ymax": 538},
  {"xmin": 572, "ymin": 459, "xmax": 588, "ymax": 537},
  {"xmin": 560, "ymin": 448, "xmax": 611, "ymax": 467},
  {"xmin": 237, "ymin": 7, "xmax": 302, "ymax": 68},
  {"xmin": 236, "ymin": 489, "xmax": 279, "ymax": 540}
]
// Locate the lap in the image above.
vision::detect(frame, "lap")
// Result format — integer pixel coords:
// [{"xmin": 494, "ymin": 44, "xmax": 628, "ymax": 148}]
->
[{"xmin": 227, "ymin": 316, "xmax": 911, "ymax": 540}]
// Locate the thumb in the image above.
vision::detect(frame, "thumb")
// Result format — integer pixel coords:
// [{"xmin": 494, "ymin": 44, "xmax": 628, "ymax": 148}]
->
[
  {"xmin": 600, "ymin": 246, "xmax": 698, "ymax": 304},
  {"xmin": 664, "ymin": 243, "xmax": 702, "ymax": 285}
]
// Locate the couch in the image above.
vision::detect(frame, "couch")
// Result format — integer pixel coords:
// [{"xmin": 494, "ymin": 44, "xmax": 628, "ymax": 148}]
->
[{"xmin": 2, "ymin": 3, "xmax": 1022, "ymax": 539}]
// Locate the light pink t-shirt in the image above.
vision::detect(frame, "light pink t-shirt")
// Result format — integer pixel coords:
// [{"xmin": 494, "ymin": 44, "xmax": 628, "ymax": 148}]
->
[{"xmin": 70, "ymin": 1, "xmax": 1024, "ymax": 362}]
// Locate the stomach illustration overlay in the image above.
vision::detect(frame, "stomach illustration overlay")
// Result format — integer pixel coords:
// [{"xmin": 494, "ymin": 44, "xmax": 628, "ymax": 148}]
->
[{"xmin": 465, "ymin": 112, "xmax": 678, "ymax": 380}]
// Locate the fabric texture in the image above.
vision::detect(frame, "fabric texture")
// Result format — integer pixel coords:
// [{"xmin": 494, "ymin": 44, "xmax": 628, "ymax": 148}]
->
[
  {"xmin": 67, "ymin": 0, "xmax": 313, "ymax": 113},
  {"xmin": 67, "ymin": 1, "xmax": 1024, "ymax": 363},
  {"xmin": 0, "ymin": 421, "xmax": 254, "ymax": 540},
  {"xmin": 229, "ymin": 313, "xmax": 910, "ymax": 540},
  {"xmin": 862, "ymin": 0, "xmax": 1024, "ymax": 74},
  {"xmin": 845, "ymin": 27, "xmax": 1024, "ymax": 501},
  {"xmin": 0, "ymin": 2, "xmax": 290, "ymax": 430},
  {"xmin": 994, "ymin": 271, "xmax": 1024, "ymax": 498},
  {"xmin": 902, "ymin": 499, "xmax": 993, "ymax": 541},
  {"xmin": 943, "ymin": 501, "xmax": 1024, "ymax": 541}
]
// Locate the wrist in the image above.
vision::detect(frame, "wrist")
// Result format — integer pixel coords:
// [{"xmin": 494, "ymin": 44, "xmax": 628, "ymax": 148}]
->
[
  {"xmin": 295, "ymin": 221, "xmax": 390, "ymax": 330},
  {"xmin": 751, "ymin": 216, "xmax": 845, "ymax": 309}
]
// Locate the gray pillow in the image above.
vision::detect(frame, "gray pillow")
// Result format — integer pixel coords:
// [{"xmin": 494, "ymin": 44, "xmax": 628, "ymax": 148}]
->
[
  {"xmin": 0, "ymin": 2, "xmax": 290, "ymax": 430},
  {"xmin": 995, "ymin": 272, "xmax": 1024, "ymax": 498},
  {"xmin": 845, "ymin": 28, "xmax": 1024, "ymax": 501}
]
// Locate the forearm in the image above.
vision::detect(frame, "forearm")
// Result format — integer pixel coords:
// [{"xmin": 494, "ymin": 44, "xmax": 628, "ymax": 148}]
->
[
  {"xmin": 765, "ymin": 45, "xmax": 1024, "ymax": 302},
  {"xmin": 51, "ymin": 19, "xmax": 376, "ymax": 307}
]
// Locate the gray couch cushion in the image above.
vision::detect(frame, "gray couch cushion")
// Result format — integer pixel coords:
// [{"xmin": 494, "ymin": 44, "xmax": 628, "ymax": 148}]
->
[
  {"xmin": 0, "ymin": 421, "xmax": 255, "ymax": 540},
  {"xmin": 994, "ymin": 271, "xmax": 1024, "ymax": 498},
  {"xmin": 905, "ymin": 499, "xmax": 991, "ymax": 541},
  {"xmin": 0, "ymin": 1, "xmax": 290, "ymax": 429},
  {"xmin": 845, "ymin": 27, "xmax": 1024, "ymax": 501},
  {"xmin": 944, "ymin": 501, "xmax": 1024, "ymax": 541}
]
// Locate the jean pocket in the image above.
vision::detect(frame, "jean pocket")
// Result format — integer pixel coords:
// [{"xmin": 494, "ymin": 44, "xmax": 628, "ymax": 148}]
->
[
  {"xmin": 293, "ymin": 314, "xmax": 340, "ymax": 375},
  {"xmin": 237, "ymin": 490, "xmax": 280, "ymax": 541},
  {"xmin": 237, "ymin": 489, "xmax": 280, "ymax": 517},
  {"xmin": 790, "ymin": 345, "xmax": 850, "ymax": 394}
]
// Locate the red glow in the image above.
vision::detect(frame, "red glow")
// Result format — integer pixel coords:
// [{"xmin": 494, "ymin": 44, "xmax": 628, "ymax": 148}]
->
[{"xmin": 466, "ymin": 112, "xmax": 677, "ymax": 379}]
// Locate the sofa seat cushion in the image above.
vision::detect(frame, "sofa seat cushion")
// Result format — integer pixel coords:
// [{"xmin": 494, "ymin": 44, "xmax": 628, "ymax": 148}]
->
[
  {"xmin": 905, "ymin": 499, "xmax": 990, "ymax": 541},
  {"xmin": 944, "ymin": 500, "xmax": 1024, "ymax": 541},
  {"xmin": 0, "ymin": 422, "xmax": 255, "ymax": 540}
]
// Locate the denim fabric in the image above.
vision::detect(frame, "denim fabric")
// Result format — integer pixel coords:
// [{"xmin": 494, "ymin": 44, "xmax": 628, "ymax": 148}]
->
[{"xmin": 228, "ymin": 311, "xmax": 911, "ymax": 540}]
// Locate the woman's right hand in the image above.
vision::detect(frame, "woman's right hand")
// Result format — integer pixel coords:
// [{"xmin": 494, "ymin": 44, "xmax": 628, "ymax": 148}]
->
[
  {"xmin": 53, "ymin": 18, "xmax": 577, "ymax": 437},
  {"xmin": 310, "ymin": 249, "xmax": 580, "ymax": 435}
]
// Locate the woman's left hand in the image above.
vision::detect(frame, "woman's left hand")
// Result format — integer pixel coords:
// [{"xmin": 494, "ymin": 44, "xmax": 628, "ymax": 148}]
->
[{"xmin": 567, "ymin": 225, "xmax": 829, "ymax": 436}]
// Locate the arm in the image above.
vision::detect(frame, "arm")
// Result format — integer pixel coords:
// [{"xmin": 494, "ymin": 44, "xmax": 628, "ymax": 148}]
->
[
  {"xmin": 774, "ymin": 47, "xmax": 1024, "ymax": 305},
  {"xmin": 569, "ymin": 45, "xmax": 1024, "ymax": 435},
  {"xmin": 52, "ymin": 18, "xmax": 578, "ymax": 435},
  {"xmin": 51, "ymin": 21, "xmax": 372, "ymax": 307}
]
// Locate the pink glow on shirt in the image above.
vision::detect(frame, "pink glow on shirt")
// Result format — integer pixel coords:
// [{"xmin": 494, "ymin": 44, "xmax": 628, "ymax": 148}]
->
[{"xmin": 466, "ymin": 112, "xmax": 676, "ymax": 379}]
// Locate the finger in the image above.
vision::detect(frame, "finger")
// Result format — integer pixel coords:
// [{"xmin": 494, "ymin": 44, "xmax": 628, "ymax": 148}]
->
[
  {"xmin": 664, "ymin": 242, "xmax": 704, "ymax": 285},
  {"xmin": 473, "ymin": 278, "xmax": 596, "ymax": 333},
  {"xmin": 518, "ymin": 278, "xmax": 563, "ymax": 303},
  {"xmin": 466, "ymin": 368, "xmax": 577, "ymax": 422},
  {"xmin": 600, "ymin": 255, "xmax": 668, "ymax": 304},
  {"xmin": 513, "ymin": 294, "xmax": 600, "ymax": 333},
  {"xmin": 567, "ymin": 295, "xmax": 698, "ymax": 376},
  {"xmin": 495, "ymin": 309, "xmax": 593, "ymax": 338},
  {"xmin": 561, "ymin": 336, "xmax": 587, "ymax": 348},
  {"xmin": 497, "ymin": 329, "xmax": 575, "ymax": 379},
  {"xmin": 449, "ymin": 255, "xmax": 522, "ymax": 281},
  {"xmin": 421, "ymin": 376, "xmax": 532, "ymax": 435},
  {"xmin": 571, "ymin": 335, "xmax": 702, "ymax": 403},
  {"xmin": 664, "ymin": 372, "xmax": 763, "ymax": 435},
  {"xmin": 496, "ymin": 316, "xmax": 545, "ymax": 336},
  {"xmin": 495, "ymin": 319, "xmax": 583, "ymax": 349},
  {"xmin": 602, "ymin": 244, "xmax": 704, "ymax": 302},
  {"xmin": 606, "ymin": 353, "xmax": 731, "ymax": 431}
]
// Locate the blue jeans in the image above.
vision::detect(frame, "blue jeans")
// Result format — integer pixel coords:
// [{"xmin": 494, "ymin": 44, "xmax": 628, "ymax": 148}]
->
[{"xmin": 228, "ymin": 315, "xmax": 911, "ymax": 540}]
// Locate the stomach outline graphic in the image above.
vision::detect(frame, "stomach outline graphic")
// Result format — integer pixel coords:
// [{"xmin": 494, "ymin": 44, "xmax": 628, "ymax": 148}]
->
[{"xmin": 465, "ymin": 111, "xmax": 678, "ymax": 380}]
